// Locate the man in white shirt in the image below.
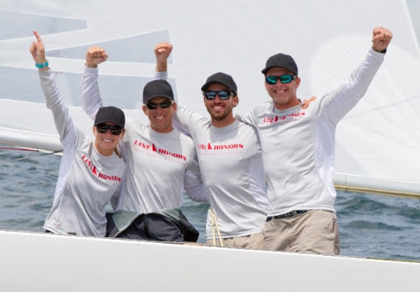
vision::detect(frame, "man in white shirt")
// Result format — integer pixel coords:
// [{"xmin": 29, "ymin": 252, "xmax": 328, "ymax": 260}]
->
[
  {"xmin": 238, "ymin": 27, "xmax": 393, "ymax": 255},
  {"xmin": 155, "ymin": 45, "xmax": 268, "ymax": 249},
  {"xmin": 81, "ymin": 47, "xmax": 207, "ymax": 242}
]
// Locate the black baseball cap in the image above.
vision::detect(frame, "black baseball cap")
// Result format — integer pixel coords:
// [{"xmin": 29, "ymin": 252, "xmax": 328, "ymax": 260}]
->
[
  {"xmin": 94, "ymin": 106, "xmax": 125, "ymax": 128},
  {"xmin": 201, "ymin": 72, "xmax": 237, "ymax": 96},
  {"xmin": 143, "ymin": 79, "xmax": 174, "ymax": 104},
  {"xmin": 261, "ymin": 53, "xmax": 298, "ymax": 75}
]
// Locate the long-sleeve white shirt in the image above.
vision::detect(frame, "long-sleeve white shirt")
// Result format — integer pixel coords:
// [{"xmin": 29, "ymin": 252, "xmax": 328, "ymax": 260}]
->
[
  {"xmin": 238, "ymin": 48, "xmax": 385, "ymax": 217},
  {"xmin": 41, "ymin": 69, "xmax": 126, "ymax": 236},
  {"xmin": 174, "ymin": 107, "xmax": 268, "ymax": 239},
  {"xmin": 81, "ymin": 67, "xmax": 207, "ymax": 214}
]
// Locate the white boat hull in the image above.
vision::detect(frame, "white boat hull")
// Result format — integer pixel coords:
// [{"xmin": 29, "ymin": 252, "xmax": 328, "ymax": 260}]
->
[{"xmin": 1, "ymin": 230, "xmax": 418, "ymax": 292}]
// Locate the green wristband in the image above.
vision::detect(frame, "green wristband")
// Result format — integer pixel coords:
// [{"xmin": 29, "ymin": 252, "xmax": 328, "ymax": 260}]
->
[{"xmin": 35, "ymin": 60, "xmax": 49, "ymax": 69}]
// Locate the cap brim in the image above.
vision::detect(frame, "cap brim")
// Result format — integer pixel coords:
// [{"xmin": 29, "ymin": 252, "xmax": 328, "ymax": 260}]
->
[
  {"xmin": 143, "ymin": 95, "xmax": 174, "ymax": 104},
  {"xmin": 201, "ymin": 81, "xmax": 236, "ymax": 94}
]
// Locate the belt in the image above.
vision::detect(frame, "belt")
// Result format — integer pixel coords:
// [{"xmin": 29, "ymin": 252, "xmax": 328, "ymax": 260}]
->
[{"xmin": 266, "ymin": 210, "xmax": 308, "ymax": 222}]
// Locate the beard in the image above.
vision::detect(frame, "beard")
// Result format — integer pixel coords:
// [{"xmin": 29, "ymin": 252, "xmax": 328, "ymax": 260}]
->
[{"xmin": 207, "ymin": 105, "xmax": 232, "ymax": 122}]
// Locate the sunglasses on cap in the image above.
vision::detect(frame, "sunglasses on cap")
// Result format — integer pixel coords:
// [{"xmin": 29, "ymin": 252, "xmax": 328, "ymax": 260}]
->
[
  {"xmin": 96, "ymin": 124, "xmax": 123, "ymax": 135},
  {"xmin": 265, "ymin": 75, "xmax": 297, "ymax": 85},
  {"xmin": 204, "ymin": 90, "xmax": 233, "ymax": 100},
  {"xmin": 145, "ymin": 100, "xmax": 173, "ymax": 110}
]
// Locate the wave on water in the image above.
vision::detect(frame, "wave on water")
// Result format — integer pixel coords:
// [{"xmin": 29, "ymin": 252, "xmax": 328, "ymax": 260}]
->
[{"xmin": 336, "ymin": 192, "xmax": 420, "ymax": 261}]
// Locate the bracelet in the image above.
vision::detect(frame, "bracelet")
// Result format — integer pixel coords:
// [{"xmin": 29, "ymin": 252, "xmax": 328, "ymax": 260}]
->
[
  {"xmin": 373, "ymin": 48, "xmax": 387, "ymax": 54},
  {"xmin": 35, "ymin": 60, "xmax": 49, "ymax": 69}
]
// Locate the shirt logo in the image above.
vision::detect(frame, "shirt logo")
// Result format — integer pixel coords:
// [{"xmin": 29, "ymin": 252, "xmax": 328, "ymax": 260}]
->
[
  {"xmin": 198, "ymin": 142, "xmax": 244, "ymax": 150},
  {"xmin": 81, "ymin": 155, "xmax": 122, "ymax": 182},
  {"xmin": 262, "ymin": 111, "xmax": 306, "ymax": 123},
  {"xmin": 134, "ymin": 140, "xmax": 186, "ymax": 161}
]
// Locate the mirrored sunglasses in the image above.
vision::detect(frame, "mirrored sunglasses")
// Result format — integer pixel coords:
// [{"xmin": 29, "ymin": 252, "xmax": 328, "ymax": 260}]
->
[
  {"xmin": 204, "ymin": 90, "xmax": 233, "ymax": 100},
  {"xmin": 96, "ymin": 124, "xmax": 123, "ymax": 135},
  {"xmin": 145, "ymin": 100, "xmax": 173, "ymax": 110},
  {"xmin": 265, "ymin": 75, "xmax": 297, "ymax": 85}
]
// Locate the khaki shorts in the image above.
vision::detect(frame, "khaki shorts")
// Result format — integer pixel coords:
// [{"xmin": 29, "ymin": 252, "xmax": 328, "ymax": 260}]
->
[
  {"xmin": 206, "ymin": 232, "xmax": 264, "ymax": 250},
  {"xmin": 263, "ymin": 210, "xmax": 340, "ymax": 255}
]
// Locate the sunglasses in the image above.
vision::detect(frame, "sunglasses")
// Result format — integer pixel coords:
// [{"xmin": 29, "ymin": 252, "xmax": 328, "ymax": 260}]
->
[
  {"xmin": 204, "ymin": 90, "xmax": 233, "ymax": 100},
  {"xmin": 96, "ymin": 124, "xmax": 123, "ymax": 135},
  {"xmin": 265, "ymin": 75, "xmax": 297, "ymax": 85},
  {"xmin": 145, "ymin": 100, "xmax": 173, "ymax": 110}
]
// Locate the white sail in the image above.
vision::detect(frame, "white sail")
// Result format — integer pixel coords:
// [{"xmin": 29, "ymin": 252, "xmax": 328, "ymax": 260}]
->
[{"xmin": 1, "ymin": 0, "xmax": 420, "ymax": 197}]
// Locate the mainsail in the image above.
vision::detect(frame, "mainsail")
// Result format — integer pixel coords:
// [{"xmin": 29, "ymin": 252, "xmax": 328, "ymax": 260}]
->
[{"xmin": 1, "ymin": 0, "xmax": 420, "ymax": 195}]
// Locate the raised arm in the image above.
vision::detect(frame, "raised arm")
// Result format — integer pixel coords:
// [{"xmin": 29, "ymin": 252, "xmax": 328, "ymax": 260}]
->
[
  {"xmin": 153, "ymin": 42, "xmax": 206, "ymax": 134},
  {"xmin": 80, "ymin": 46, "xmax": 109, "ymax": 119},
  {"xmin": 325, "ymin": 27, "xmax": 393, "ymax": 124},
  {"xmin": 30, "ymin": 31, "xmax": 48, "ymax": 74},
  {"xmin": 153, "ymin": 42, "xmax": 206, "ymax": 201},
  {"xmin": 155, "ymin": 42, "xmax": 173, "ymax": 73},
  {"xmin": 30, "ymin": 31, "xmax": 74, "ymax": 141}
]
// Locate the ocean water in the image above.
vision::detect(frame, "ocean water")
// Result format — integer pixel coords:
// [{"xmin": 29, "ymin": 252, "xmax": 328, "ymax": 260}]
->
[{"xmin": 1, "ymin": 145, "xmax": 419, "ymax": 262}]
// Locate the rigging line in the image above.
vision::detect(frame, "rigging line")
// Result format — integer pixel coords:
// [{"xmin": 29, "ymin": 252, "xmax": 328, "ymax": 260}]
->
[{"xmin": 0, "ymin": 147, "xmax": 39, "ymax": 152}]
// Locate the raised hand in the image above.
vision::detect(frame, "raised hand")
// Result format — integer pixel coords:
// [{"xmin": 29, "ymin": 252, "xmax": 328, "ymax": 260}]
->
[
  {"xmin": 372, "ymin": 27, "xmax": 393, "ymax": 52},
  {"xmin": 86, "ymin": 46, "xmax": 109, "ymax": 68},
  {"xmin": 155, "ymin": 42, "xmax": 173, "ymax": 72},
  {"xmin": 155, "ymin": 42, "xmax": 173, "ymax": 63},
  {"xmin": 29, "ymin": 31, "xmax": 46, "ymax": 64}
]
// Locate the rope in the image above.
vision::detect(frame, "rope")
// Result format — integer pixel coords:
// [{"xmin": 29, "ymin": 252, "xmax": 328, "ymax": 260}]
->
[{"xmin": 209, "ymin": 208, "xmax": 223, "ymax": 247}]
